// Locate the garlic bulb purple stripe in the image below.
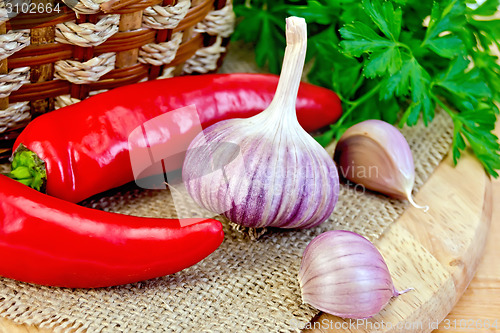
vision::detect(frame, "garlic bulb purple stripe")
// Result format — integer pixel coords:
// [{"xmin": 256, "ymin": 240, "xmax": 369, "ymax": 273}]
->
[
  {"xmin": 298, "ymin": 230, "xmax": 410, "ymax": 319},
  {"xmin": 334, "ymin": 119, "xmax": 428, "ymax": 211},
  {"xmin": 182, "ymin": 17, "xmax": 339, "ymax": 229}
]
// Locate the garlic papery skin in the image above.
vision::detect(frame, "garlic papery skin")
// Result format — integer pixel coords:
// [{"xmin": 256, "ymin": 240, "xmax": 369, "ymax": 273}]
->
[
  {"xmin": 181, "ymin": 17, "xmax": 339, "ymax": 229},
  {"xmin": 334, "ymin": 119, "xmax": 428, "ymax": 211},
  {"xmin": 298, "ymin": 230, "xmax": 409, "ymax": 319}
]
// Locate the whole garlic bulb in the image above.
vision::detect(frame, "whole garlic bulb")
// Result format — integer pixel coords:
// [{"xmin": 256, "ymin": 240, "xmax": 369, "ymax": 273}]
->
[{"xmin": 182, "ymin": 17, "xmax": 339, "ymax": 229}]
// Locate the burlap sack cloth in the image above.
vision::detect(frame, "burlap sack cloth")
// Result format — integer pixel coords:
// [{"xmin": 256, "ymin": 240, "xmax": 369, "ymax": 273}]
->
[{"xmin": 0, "ymin": 42, "xmax": 454, "ymax": 332}]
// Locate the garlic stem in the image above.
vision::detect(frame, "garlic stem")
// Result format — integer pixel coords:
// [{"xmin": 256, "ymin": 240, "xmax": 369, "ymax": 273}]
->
[{"xmin": 266, "ymin": 17, "xmax": 307, "ymax": 119}]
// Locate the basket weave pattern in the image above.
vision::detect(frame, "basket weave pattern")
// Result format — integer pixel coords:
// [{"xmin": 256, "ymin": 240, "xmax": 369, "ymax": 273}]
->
[{"xmin": 0, "ymin": 0, "xmax": 235, "ymax": 160}]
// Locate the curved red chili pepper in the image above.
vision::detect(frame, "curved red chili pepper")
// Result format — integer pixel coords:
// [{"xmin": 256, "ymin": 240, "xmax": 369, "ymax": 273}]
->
[
  {"xmin": 0, "ymin": 175, "xmax": 224, "ymax": 288},
  {"xmin": 10, "ymin": 73, "xmax": 342, "ymax": 203}
]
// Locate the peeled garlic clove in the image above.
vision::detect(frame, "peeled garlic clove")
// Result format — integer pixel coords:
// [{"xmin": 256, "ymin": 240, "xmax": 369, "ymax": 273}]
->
[
  {"xmin": 298, "ymin": 230, "xmax": 410, "ymax": 319},
  {"xmin": 334, "ymin": 119, "xmax": 428, "ymax": 211},
  {"xmin": 182, "ymin": 17, "xmax": 339, "ymax": 229}
]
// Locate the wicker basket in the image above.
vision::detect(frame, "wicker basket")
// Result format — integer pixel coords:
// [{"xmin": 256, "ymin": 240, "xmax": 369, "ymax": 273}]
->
[{"xmin": 0, "ymin": 0, "xmax": 235, "ymax": 160}]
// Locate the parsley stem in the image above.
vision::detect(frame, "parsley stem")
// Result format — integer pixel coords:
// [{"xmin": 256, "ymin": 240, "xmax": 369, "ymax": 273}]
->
[
  {"xmin": 396, "ymin": 42, "xmax": 414, "ymax": 57},
  {"xmin": 335, "ymin": 82, "xmax": 383, "ymax": 129},
  {"xmin": 429, "ymin": 92, "xmax": 464, "ymax": 136},
  {"xmin": 429, "ymin": 92, "xmax": 456, "ymax": 118},
  {"xmin": 351, "ymin": 75, "xmax": 365, "ymax": 97}
]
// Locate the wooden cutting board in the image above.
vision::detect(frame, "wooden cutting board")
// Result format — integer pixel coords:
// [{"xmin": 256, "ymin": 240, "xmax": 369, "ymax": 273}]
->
[{"xmin": 303, "ymin": 147, "xmax": 493, "ymax": 333}]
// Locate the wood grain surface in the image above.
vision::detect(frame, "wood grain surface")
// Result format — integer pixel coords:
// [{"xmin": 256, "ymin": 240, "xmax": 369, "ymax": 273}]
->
[{"xmin": 433, "ymin": 130, "xmax": 500, "ymax": 333}]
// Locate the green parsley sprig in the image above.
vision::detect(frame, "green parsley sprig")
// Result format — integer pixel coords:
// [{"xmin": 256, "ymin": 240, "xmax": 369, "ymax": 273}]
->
[{"xmin": 232, "ymin": 0, "xmax": 500, "ymax": 177}]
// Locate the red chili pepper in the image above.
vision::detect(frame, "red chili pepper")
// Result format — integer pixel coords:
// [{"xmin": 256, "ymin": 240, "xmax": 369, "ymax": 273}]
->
[
  {"xmin": 0, "ymin": 175, "xmax": 224, "ymax": 288},
  {"xmin": 9, "ymin": 73, "xmax": 342, "ymax": 203}
]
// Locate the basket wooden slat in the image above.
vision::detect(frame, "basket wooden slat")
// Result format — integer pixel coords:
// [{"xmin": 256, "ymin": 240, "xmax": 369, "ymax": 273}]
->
[{"xmin": 0, "ymin": 0, "xmax": 235, "ymax": 160}]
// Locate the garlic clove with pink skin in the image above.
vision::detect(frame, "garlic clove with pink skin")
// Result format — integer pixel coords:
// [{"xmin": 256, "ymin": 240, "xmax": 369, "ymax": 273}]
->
[
  {"xmin": 298, "ymin": 230, "xmax": 411, "ymax": 319},
  {"xmin": 182, "ymin": 17, "xmax": 339, "ymax": 229},
  {"xmin": 334, "ymin": 119, "xmax": 428, "ymax": 211}
]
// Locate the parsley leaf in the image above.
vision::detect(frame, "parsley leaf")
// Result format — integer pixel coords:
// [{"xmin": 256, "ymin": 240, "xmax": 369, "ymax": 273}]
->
[
  {"xmin": 362, "ymin": 0, "xmax": 402, "ymax": 41},
  {"xmin": 339, "ymin": 22, "xmax": 402, "ymax": 78},
  {"xmin": 307, "ymin": 26, "xmax": 364, "ymax": 100},
  {"xmin": 339, "ymin": 22, "xmax": 394, "ymax": 57},
  {"xmin": 423, "ymin": 0, "xmax": 465, "ymax": 43},
  {"xmin": 422, "ymin": 1, "xmax": 466, "ymax": 58},
  {"xmin": 286, "ymin": 0, "xmax": 338, "ymax": 25},
  {"xmin": 470, "ymin": 0, "xmax": 500, "ymax": 16},
  {"xmin": 434, "ymin": 56, "xmax": 492, "ymax": 105},
  {"xmin": 232, "ymin": 2, "xmax": 287, "ymax": 73},
  {"xmin": 448, "ymin": 106, "xmax": 500, "ymax": 177},
  {"xmin": 380, "ymin": 56, "xmax": 412, "ymax": 99},
  {"xmin": 403, "ymin": 58, "xmax": 434, "ymax": 126}
]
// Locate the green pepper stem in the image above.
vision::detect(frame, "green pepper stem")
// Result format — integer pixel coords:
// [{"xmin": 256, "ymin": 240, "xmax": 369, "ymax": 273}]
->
[{"xmin": 5, "ymin": 144, "xmax": 47, "ymax": 192}]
